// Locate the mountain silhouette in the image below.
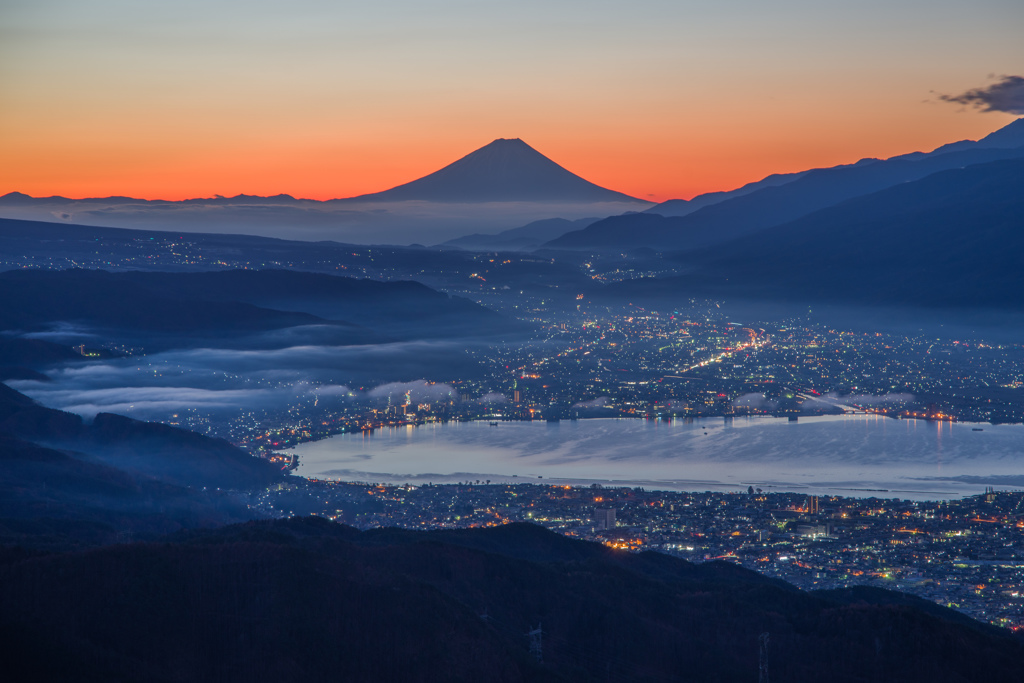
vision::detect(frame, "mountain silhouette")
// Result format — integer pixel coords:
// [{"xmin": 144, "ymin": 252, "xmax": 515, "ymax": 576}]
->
[
  {"xmin": 442, "ymin": 216, "xmax": 600, "ymax": 250},
  {"xmin": 345, "ymin": 138, "xmax": 645, "ymax": 203},
  {"xmin": 604, "ymin": 157, "xmax": 1024, "ymax": 309},
  {"xmin": 0, "ymin": 382, "xmax": 281, "ymax": 492},
  {"xmin": 0, "ymin": 267, "xmax": 517, "ymax": 344},
  {"xmin": 549, "ymin": 118, "xmax": 1024, "ymax": 250},
  {"xmin": 5, "ymin": 517, "xmax": 1024, "ymax": 682},
  {"xmin": 0, "ymin": 141, "xmax": 647, "ymax": 244},
  {"xmin": 901, "ymin": 116, "xmax": 1024, "ymax": 158},
  {"xmin": 647, "ymin": 117, "xmax": 1024, "ymax": 219}
]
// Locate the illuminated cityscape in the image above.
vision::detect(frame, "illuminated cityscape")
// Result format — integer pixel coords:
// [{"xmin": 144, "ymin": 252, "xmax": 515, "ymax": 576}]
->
[
  {"xmin": 155, "ymin": 309, "xmax": 1024, "ymax": 455},
  {"xmin": 5, "ymin": 1, "xmax": 1024, "ymax": 676}
]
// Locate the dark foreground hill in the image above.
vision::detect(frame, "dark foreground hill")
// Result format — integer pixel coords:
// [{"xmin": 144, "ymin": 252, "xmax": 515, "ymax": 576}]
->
[{"xmin": 1, "ymin": 517, "xmax": 1021, "ymax": 683}]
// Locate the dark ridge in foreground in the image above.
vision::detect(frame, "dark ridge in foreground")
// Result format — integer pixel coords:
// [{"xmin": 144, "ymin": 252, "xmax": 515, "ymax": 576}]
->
[{"xmin": 3, "ymin": 517, "xmax": 1021, "ymax": 682}]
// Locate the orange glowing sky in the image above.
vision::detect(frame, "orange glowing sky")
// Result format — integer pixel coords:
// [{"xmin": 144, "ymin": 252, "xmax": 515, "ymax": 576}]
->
[{"xmin": 2, "ymin": 1, "xmax": 1021, "ymax": 203}]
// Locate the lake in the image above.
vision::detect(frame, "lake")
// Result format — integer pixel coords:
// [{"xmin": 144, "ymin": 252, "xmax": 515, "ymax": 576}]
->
[{"xmin": 290, "ymin": 415, "xmax": 1024, "ymax": 500}]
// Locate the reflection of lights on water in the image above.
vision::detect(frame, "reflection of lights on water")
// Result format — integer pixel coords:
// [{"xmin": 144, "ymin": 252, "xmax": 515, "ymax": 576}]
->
[{"xmin": 294, "ymin": 417, "xmax": 1024, "ymax": 499}]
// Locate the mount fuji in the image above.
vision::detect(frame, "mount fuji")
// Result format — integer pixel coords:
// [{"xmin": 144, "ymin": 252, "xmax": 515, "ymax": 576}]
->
[
  {"xmin": 346, "ymin": 138, "xmax": 643, "ymax": 203},
  {"xmin": 0, "ymin": 140, "xmax": 649, "ymax": 244}
]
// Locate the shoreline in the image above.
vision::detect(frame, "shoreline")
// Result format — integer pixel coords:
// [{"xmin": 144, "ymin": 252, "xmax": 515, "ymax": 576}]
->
[
  {"xmin": 280, "ymin": 414, "xmax": 1023, "ymax": 502},
  {"xmin": 267, "ymin": 409, "xmax": 1001, "ymax": 456}
]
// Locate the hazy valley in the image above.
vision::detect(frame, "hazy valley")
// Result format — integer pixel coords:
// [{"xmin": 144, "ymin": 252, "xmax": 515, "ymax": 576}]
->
[{"xmin": 5, "ymin": 115, "xmax": 1024, "ymax": 680}]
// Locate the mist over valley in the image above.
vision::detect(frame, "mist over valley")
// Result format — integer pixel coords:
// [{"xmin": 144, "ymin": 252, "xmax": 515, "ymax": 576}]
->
[{"xmin": 6, "ymin": 105, "xmax": 1024, "ymax": 678}]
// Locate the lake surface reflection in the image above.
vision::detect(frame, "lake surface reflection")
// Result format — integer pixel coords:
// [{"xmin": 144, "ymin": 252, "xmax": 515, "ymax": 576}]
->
[{"xmin": 290, "ymin": 415, "xmax": 1024, "ymax": 500}]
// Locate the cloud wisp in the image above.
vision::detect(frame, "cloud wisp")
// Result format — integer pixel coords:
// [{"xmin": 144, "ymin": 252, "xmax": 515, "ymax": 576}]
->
[
  {"xmin": 9, "ymin": 340, "xmax": 480, "ymax": 420},
  {"xmin": 367, "ymin": 380, "xmax": 457, "ymax": 404},
  {"xmin": 572, "ymin": 397, "xmax": 610, "ymax": 408},
  {"xmin": 732, "ymin": 393, "xmax": 777, "ymax": 410},
  {"xmin": 801, "ymin": 392, "xmax": 913, "ymax": 411}
]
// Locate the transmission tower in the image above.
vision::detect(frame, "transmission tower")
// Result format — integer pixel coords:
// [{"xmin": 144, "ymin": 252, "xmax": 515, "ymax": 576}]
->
[
  {"xmin": 526, "ymin": 623, "xmax": 543, "ymax": 662},
  {"xmin": 758, "ymin": 632, "xmax": 770, "ymax": 683}
]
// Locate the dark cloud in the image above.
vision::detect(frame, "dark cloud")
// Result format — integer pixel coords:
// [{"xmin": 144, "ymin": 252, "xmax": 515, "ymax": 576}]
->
[{"xmin": 938, "ymin": 75, "xmax": 1024, "ymax": 114}]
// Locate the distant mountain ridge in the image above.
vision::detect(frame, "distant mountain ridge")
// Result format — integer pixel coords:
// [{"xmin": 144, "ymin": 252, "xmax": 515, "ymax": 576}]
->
[
  {"xmin": 345, "ymin": 138, "xmax": 645, "ymax": 203},
  {"xmin": 0, "ymin": 268, "xmax": 326, "ymax": 335},
  {"xmin": 106, "ymin": 269, "xmax": 516, "ymax": 336},
  {"xmin": 603, "ymin": 157, "xmax": 1024, "ymax": 310},
  {"xmin": 0, "ymin": 268, "xmax": 514, "ymax": 343},
  {"xmin": 0, "ymin": 191, "xmax": 307, "ymax": 206},
  {"xmin": 647, "ymin": 117, "xmax": 1024, "ymax": 219},
  {"xmin": 549, "ymin": 117, "xmax": 1024, "ymax": 251},
  {"xmin": 647, "ymin": 168, "xmax": 814, "ymax": 218},
  {"xmin": 0, "ymin": 140, "xmax": 644, "ymax": 207},
  {"xmin": 893, "ymin": 116, "xmax": 1024, "ymax": 159},
  {"xmin": 0, "ymin": 216, "xmax": 597, "ymax": 309},
  {"xmin": 0, "ymin": 139, "xmax": 648, "ymax": 244},
  {"xmin": 442, "ymin": 216, "xmax": 600, "ymax": 250}
]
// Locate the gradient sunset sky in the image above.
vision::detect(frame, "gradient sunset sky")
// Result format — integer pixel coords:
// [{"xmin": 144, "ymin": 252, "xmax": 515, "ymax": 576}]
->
[{"xmin": 2, "ymin": 0, "xmax": 1021, "ymax": 203}]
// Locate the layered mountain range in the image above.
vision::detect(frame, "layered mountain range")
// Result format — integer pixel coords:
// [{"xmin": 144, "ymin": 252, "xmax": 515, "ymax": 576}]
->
[
  {"xmin": 0, "ymin": 140, "xmax": 649, "ymax": 244},
  {"xmin": 519, "ymin": 117, "xmax": 1024, "ymax": 314},
  {"xmin": 3, "ymin": 120, "xmax": 1022, "ymax": 314},
  {"xmin": 547, "ymin": 118, "xmax": 1024, "ymax": 251},
  {"xmin": 603, "ymin": 153, "xmax": 1024, "ymax": 311},
  {"xmin": 5, "ymin": 121, "xmax": 1024, "ymax": 682},
  {"xmin": 0, "ymin": 380, "xmax": 280, "ymax": 548},
  {"xmin": 0, "ymin": 268, "xmax": 517, "ymax": 348}
]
